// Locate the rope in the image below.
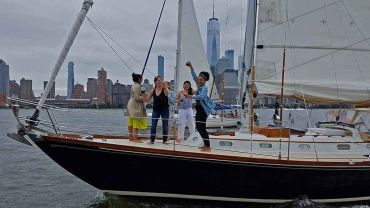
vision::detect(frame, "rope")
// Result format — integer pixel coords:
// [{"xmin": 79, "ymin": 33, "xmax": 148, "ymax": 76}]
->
[{"xmin": 141, "ymin": 0, "xmax": 167, "ymax": 76}]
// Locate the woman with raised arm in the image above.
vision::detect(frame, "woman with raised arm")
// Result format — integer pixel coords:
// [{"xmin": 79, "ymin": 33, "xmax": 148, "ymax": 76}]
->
[{"xmin": 177, "ymin": 81, "xmax": 195, "ymax": 142}]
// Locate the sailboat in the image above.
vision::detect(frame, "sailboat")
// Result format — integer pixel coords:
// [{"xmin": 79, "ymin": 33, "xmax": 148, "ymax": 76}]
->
[{"xmin": 7, "ymin": 0, "xmax": 370, "ymax": 204}]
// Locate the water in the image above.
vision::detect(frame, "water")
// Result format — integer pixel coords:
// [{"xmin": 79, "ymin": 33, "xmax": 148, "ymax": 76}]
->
[{"xmin": 1, "ymin": 108, "xmax": 370, "ymax": 208}]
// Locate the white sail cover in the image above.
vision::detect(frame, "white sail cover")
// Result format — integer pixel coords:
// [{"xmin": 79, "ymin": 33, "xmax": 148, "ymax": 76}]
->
[
  {"xmin": 255, "ymin": 0, "xmax": 370, "ymax": 107},
  {"xmin": 176, "ymin": 0, "xmax": 218, "ymax": 98}
]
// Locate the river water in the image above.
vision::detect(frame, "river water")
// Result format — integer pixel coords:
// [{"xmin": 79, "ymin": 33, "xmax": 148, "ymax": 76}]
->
[{"xmin": 1, "ymin": 108, "xmax": 370, "ymax": 208}]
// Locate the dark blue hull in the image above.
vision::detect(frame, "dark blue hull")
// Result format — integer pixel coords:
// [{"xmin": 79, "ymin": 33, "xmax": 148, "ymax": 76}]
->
[{"xmin": 29, "ymin": 134, "xmax": 370, "ymax": 203}]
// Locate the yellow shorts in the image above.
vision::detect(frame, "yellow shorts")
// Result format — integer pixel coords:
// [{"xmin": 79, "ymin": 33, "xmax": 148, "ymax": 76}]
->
[{"xmin": 128, "ymin": 117, "xmax": 147, "ymax": 129}]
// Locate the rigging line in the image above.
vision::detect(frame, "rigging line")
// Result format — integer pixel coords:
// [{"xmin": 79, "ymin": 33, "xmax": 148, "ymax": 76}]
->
[
  {"xmin": 141, "ymin": 0, "xmax": 167, "ymax": 76},
  {"xmin": 259, "ymin": 0, "xmax": 340, "ymax": 33},
  {"xmin": 335, "ymin": 2, "xmax": 370, "ymax": 101},
  {"xmin": 323, "ymin": 0, "xmax": 340, "ymax": 104},
  {"xmin": 86, "ymin": 16, "xmax": 144, "ymax": 67},
  {"xmin": 258, "ymin": 37, "xmax": 370, "ymax": 80},
  {"xmin": 86, "ymin": 17, "xmax": 135, "ymax": 74},
  {"xmin": 239, "ymin": 0, "xmax": 244, "ymax": 55}
]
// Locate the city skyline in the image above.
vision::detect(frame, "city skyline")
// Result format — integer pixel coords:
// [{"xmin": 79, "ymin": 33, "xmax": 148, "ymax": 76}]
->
[{"xmin": 0, "ymin": 0, "xmax": 246, "ymax": 96}]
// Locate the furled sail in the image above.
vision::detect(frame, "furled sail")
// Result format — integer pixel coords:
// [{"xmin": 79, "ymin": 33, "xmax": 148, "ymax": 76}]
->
[
  {"xmin": 255, "ymin": 0, "xmax": 370, "ymax": 107},
  {"xmin": 176, "ymin": 0, "xmax": 218, "ymax": 98}
]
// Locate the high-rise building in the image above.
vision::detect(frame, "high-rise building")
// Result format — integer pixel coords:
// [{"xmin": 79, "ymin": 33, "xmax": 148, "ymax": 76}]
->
[
  {"xmin": 9, "ymin": 80, "xmax": 20, "ymax": 98},
  {"xmin": 206, "ymin": 5, "xmax": 220, "ymax": 75},
  {"xmin": 87, "ymin": 78, "xmax": 97, "ymax": 99},
  {"xmin": 106, "ymin": 79, "xmax": 113, "ymax": 96},
  {"xmin": 0, "ymin": 59, "xmax": 10, "ymax": 106},
  {"xmin": 158, "ymin": 55, "xmax": 164, "ymax": 78},
  {"xmin": 20, "ymin": 78, "xmax": 35, "ymax": 101},
  {"xmin": 225, "ymin": 49, "xmax": 235, "ymax": 69},
  {"xmin": 97, "ymin": 67, "xmax": 107, "ymax": 104},
  {"xmin": 43, "ymin": 81, "xmax": 55, "ymax": 99},
  {"xmin": 72, "ymin": 83, "xmax": 85, "ymax": 99},
  {"xmin": 67, "ymin": 61, "xmax": 74, "ymax": 98},
  {"xmin": 112, "ymin": 80, "xmax": 131, "ymax": 107},
  {"xmin": 223, "ymin": 69, "xmax": 239, "ymax": 105}
]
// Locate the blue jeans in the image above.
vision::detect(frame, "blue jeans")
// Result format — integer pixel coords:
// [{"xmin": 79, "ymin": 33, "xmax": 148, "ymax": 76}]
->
[{"xmin": 150, "ymin": 110, "xmax": 169, "ymax": 142}]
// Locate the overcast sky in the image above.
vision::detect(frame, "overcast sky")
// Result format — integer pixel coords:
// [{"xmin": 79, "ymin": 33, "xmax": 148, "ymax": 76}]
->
[{"xmin": 0, "ymin": 0, "xmax": 247, "ymax": 96}]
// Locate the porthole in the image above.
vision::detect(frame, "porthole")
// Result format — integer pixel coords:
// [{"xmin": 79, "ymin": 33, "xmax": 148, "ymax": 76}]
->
[
  {"xmin": 259, "ymin": 143, "xmax": 272, "ymax": 148},
  {"xmin": 298, "ymin": 144, "xmax": 310, "ymax": 150},
  {"xmin": 337, "ymin": 144, "xmax": 351, "ymax": 150},
  {"xmin": 219, "ymin": 141, "xmax": 233, "ymax": 147}
]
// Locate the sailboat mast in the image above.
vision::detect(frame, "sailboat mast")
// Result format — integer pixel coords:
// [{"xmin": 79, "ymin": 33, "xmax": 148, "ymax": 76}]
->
[
  {"xmin": 31, "ymin": 0, "xmax": 94, "ymax": 121},
  {"xmin": 175, "ymin": 0, "xmax": 182, "ymax": 92},
  {"xmin": 279, "ymin": 48, "xmax": 286, "ymax": 124}
]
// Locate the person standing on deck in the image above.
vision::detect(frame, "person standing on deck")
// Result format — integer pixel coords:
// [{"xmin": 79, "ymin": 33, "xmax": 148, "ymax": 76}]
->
[
  {"xmin": 185, "ymin": 62, "xmax": 214, "ymax": 152},
  {"xmin": 176, "ymin": 80, "xmax": 195, "ymax": 142},
  {"xmin": 127, "ymin": 73, "xmax": 147, "ymax": 143},
  {"xmin": 164, "ymin": 81, "xmax": 179, "ymax": 142},
  {"xmin": 145, "ymin": 76, "xmax": 170, "ymax": 144}
]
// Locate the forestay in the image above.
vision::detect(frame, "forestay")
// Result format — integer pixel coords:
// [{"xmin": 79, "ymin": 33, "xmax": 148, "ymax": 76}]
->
[{"xmin": 255, "ymin": 0, "xmax": 370, "ymax": 107}]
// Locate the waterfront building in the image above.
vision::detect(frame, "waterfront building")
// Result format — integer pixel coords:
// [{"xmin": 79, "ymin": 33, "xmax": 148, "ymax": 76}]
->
[
  {"xmin": 87, "ymin": 78, "xmax": 97, "ymax": 99},
  {"xmin": 112, "ymin": 80, "xmax": 131, "ymax": 107},
  {"xmin": 20, "ymin": 78, "xmax": 35, "ymax": 101},
  {"xmin": 97, "ymin": 68, "xmax": 107, "ymax": 104},
  {"xmin": 0, "ymin": 59, "xmax": 10, "ymax": 106},
  {"xmin": 206, "ymin": 5, "xmax": 220, "ymax": 75},
  {"xmin": 67, "ymin": 61, "xmax": 75, "ymax": 99},
  {"xmin": 158, "ymin": 55, "xmax": 164, "ymax": 79},
  {"xmin": 223, "ymin": 69, "xmax": 239, "ymax": 105},
  {"xmin": 43, "ymin": 81, "xmax": 55, "ymax": 99},
  {"xmin": 9, "ymin": 80, "xmax": 20, "ymax": 98},
  {"xmin": 72, "ymin": 83, "xmax": 85, "ymax": 99}
]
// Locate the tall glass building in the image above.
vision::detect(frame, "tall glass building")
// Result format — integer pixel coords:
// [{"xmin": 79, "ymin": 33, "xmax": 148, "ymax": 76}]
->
[
  {"xmin": 207, "ymin": 12, "xmax": 220, "ymax": 75},
  {"xmin": 67, "ymin": 61, "xmax": 75, "ymax": 98},
  {"xmin": 0, "ymin": 59, "xmax": 10, "ymax": 105},
  {"xmin": 158, "ymin": 55, "xmax": 164, "ymax": 79}
]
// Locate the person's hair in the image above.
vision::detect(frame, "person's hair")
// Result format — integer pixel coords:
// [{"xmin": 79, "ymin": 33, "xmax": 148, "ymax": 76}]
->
[
  {"xmin": 132, "ymin": 73, "xmax": 142, "ymax": 83},
  {"xmin": 183, "ymin": 81, "xmax": 193, "ymax": 95},
  {"xmin": 199, "ymin": 71, "xmax": 209, "ymax": 81},
  {"xmin": 154, "ymin": 76, "xmax": 162, "ymax": 82}
]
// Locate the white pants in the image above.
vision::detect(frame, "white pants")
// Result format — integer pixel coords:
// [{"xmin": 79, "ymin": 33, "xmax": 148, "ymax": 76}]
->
[{"xmin": 178, "ymin": 108, "xmax": 195, "ymax": 141}]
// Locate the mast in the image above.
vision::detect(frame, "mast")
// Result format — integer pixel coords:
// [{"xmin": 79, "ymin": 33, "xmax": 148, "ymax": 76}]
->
[
  {"xmin": 30, "ymin": 0, "xmax": 94, "ymax": 122},
  {"xmin": 279, "ymin": 48, "xmax": 286, "ymax": 125},
  {"xmin": 240, "ymin": 0, "xmax": 258, "ymax": 132},
  {"xmin": 175, "ymin": 0, "xmax": 182, "ymax": 92}
]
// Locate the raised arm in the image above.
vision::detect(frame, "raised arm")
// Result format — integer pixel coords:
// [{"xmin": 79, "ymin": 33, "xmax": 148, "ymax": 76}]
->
[
  {"xmin": 143, "ymin": 89, "xmax": 154, "ymax": 102},
  {"xmin": 186, "ymin": 62, "xmax": 198, "ymax": 83}
]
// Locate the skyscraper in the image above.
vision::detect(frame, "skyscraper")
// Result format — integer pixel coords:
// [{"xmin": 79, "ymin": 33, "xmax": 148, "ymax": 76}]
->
[
  {"xmin": 72, "ymin": 83, "xmax": 85, "ymax": 99},
  {"xmin": 225, "ymin": 49, "xmax": 235, "ymax": 69},
  {"xmin": 0, "ymin": 59, "xmax": 9, "ymax": 106},
  {"xmin": 158, "ymin": 55, "xmax": 164, "ymax": 78},
  {"xmin": 43, "ymin": 81, "xmax": 55, "ymax": 99},
  {"xmin": 9, "ymin": 80, "xmax": 20, "ymax": 98},
  {"xmin": 87, "ymin": 78, "xmax": 98, "ymax": 99},
  {"xmin": 206, "ymin": 5, "xmax": 220, "ymax": 75},
  {"xmin": 97, "ymin": 67, "xmax": 107, "ymax": 104},
  {"xmin": 20, "ymin": 78, "xmax": 35, "ymax": 101},
  {"xmin": 67, "ymin": 61, "xmax": 75, "ymax": 98}
]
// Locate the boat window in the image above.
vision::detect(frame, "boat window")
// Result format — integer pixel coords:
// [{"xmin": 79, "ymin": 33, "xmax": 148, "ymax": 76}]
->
[
  {"xmin": 337, "ymin": 144, "xmax": 351, "ymax": 150},
  {"xmin": 259, "ymin": 143, "xmax": 272, "ymax": 148},
  {"xmin": 298, "ymin": 144, "xmax": 310, "ymax": 150},
  {"xmin": 219, "ymin": 141, "xmax": 233, "ymax": 147}
]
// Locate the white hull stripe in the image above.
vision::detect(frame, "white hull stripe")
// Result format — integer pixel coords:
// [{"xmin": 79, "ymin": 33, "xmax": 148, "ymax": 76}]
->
[{"xmin": 103, "ymin": 190, "xmax": 370, "ymax": 204}]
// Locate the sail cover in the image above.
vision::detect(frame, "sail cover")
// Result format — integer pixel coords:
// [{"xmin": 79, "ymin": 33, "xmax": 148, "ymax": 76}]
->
[
  {"xmin": 176, "ymin": 0, "xmax": 218, "ymax": 98},
  {"xmin": 255, "ymin": 0, "xmax": 370, "ymax": 107}
]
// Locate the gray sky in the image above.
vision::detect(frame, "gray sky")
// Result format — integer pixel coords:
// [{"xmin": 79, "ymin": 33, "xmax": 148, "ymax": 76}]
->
[{"xmin": 0, "ymin": 0, "xmax": 247, "ymax": 96}]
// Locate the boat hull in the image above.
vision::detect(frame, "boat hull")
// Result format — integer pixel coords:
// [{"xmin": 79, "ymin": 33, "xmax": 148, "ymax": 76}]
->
[{"xmin": 29, "ymin": 134, "xmax": 370, "ymax": 203}]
